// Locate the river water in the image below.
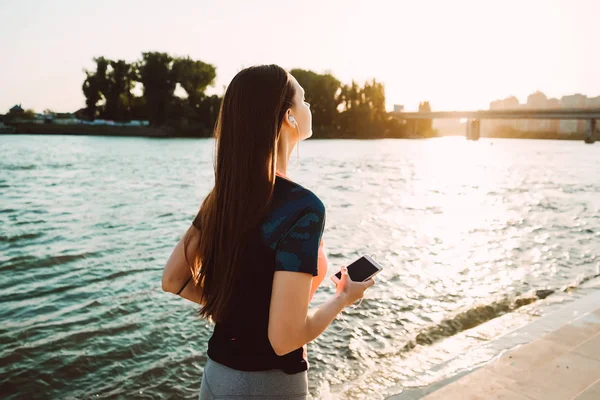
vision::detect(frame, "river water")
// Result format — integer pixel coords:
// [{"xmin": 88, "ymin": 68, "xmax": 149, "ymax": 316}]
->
[{"xmin": 1, "ymin": 135, "xmax": 599, "ymax": 399}]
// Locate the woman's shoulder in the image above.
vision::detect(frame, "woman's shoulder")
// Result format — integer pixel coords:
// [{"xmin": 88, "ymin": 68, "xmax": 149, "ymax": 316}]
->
[
  {"xmin": 273, "ymin": 176, "xmax": 325, "ymax": 215},
  {"xmin": 260, "ymin": 178, "xmax": 325, "ymax": 249}
]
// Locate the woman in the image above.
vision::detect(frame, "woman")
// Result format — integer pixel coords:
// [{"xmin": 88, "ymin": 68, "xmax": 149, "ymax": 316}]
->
[{"xmin": 162, "ymin": 64, "xmax": 375, "ymax": 399}]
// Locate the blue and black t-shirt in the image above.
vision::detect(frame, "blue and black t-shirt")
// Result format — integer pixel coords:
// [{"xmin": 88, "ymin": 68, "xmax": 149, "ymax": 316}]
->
[{"xmin": 192, "ymin": 172, "xmax": 326, "ymax": 374}]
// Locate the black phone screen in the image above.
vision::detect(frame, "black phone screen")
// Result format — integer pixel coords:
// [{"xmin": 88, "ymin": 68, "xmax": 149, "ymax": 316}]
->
[{"xmin": 334, "ymin": 256, "xmax": 380, "ymax": 282}]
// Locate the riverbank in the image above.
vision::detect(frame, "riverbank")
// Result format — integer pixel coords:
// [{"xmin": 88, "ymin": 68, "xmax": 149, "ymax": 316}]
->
[
  {"xmin": 2, "ymin": 123, "xmax": 595, "ymax": 141},
  {"xmin": 388, "ymin": 283, "xmax": 600, "ymax": 400},
  {"xmin": 3, "ymin": 123, "xmax": 176, "ymax": 137},
  {"xmin": 486, "ymin": 130, "xmax": 592, "ymax": 141}
]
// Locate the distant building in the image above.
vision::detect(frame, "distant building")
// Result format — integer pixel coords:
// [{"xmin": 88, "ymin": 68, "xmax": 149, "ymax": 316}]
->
[
  {"xmin": 489, "ymin": 100, "xmax": 503, "ymax": 109},
  {"xmin": 7, "ymin": 104, "xmax": 34, "ymax": 123},
  {"xmin": 488, "ymin": 92, "xmax": 600, "ymax": 135},
  {"xmin": 393, "ymin": 104, "xmax": 404, "ymax": 113},
  {"xmin": 26, "ymin": 113, "xmax": 46, "ymax": 124},
  {"xmin": 486, "ymin": 100, "xmax": 504, "ymax": 134},
  {"xmin": 488, "ymin": 96, "xmax": 520, "ymax": 133},
  {"xmin": 560, "ymin": 94, "xmax": 587, "ymax": 133},
  {"xmin": 527, "ymin": 91, "xmax": 547, "ymax": 107},
  {"xmin": 502, "ymin": 96, "xmax": 521, "ymax": 132},
  {"xmin": 586, "ymin": 96, "xmax": 600, "ymax": 109},
  {"xmin": 526, "ymin": 91, "xmax": 548, "ymax": 131},
  {"xmin": 9, "ymin": 104, "xmax": 24, "ymax": 114},
  {"xmin": 561, "ymin": 94, "xmax": 587, "ymax": 108},
  {"xmin": 547, "ymin": 98, "xmax": 560, "ymax": 132},
  {"xmin": 82, "ymin": 119, "xmax": 150, "ymax": 127},
  {"xmin": 502, "ymin": 96, "xmax": 520, "ymax": 109},
  {"xmin": 127, "ymin": 120, "xmax": 150, "ymax": 127},
  {"xmin": 53, "ymin": 113, "xmax": 79, "ymax": 125}
]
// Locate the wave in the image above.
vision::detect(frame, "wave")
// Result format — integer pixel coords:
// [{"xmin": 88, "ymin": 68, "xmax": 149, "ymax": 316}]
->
[
  {"xmin": 0, "ymin": 251, "xmax": 100, "ymax": 273},
  {"xmin": 0, "ymin": 232, "xmax": 44, "ymax": 243},
  {"xmin": 0, "ymin": 164, "xmax": 37, "ymax": 171},
  {"xmin": 393, "ymin": 271, "xmax": 600, "ymax": 355}
]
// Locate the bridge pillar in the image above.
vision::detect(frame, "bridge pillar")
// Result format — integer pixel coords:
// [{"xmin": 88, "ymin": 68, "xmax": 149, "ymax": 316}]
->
[
  {"xmin": 466, "ymin": 119, "xmax": 481, "ymax": 141},
  {"xmin": 585, "ymin": 119, "xmax": 596, "ymax": 143}
]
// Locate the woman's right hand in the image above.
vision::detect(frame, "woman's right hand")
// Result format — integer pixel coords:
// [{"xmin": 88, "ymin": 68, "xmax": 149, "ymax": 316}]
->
[{"xmin": 335, "ymin": 265, "xmax": 375, "ymax": 307}]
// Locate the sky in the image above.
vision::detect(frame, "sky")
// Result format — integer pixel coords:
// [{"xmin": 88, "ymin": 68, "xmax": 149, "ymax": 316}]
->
[{"xmin": 1, "ymin": 0, "xmax": 599, "ymax": 113}]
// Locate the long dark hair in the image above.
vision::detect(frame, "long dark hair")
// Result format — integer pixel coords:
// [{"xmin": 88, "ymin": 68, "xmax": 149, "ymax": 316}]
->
[{"xmin": 184, "ymin": 65, "xmax": 296, "ymax": 323}]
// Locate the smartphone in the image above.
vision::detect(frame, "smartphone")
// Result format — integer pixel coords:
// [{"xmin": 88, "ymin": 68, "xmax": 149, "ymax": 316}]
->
[{"xmin": 330, "ymin": 254, "xmax": 383, "ymax": 284}]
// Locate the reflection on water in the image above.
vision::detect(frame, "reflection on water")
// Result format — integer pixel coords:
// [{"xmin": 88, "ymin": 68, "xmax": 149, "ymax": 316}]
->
[{"xmin": 0, "ymin": 135, "xmax": 599, "ymax": 399}]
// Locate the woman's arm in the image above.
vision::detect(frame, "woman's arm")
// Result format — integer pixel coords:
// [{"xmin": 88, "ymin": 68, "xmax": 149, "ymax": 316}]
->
[
  {"xmin": 268, "ymin": 268, "xmax": 373, "ymax": 356},
  {"xmin": 162, "ymin": 225, "xmax": 205, "ymax": 305}
]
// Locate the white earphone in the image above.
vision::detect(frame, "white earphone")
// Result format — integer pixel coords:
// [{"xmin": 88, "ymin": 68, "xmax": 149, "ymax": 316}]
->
[{"xmin": 288, "ymin": 115, "xmax": 296, "ymax": 124}]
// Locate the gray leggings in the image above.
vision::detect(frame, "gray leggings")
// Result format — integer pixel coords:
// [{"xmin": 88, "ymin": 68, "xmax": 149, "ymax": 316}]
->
[{"xmin": 199, "ymin": 357, "xmax": 309, "ymax": 399}]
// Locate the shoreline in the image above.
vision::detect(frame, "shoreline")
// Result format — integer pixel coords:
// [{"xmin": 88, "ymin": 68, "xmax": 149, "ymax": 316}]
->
[
  {"xmin": 3, "ymin": 123, "xmax": 177, "ymax": 138},
  {"xmin": 387, "ymin": 280, "xmax": 600, "ymax": 400},
  {"xmin": 1, "ymin": 123, "xmax": 595, "ymax": 141}
]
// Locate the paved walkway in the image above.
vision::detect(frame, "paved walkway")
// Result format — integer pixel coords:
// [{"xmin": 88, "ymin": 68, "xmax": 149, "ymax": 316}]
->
[
  {"xmin": 389, "ymin": 289, "xmax": 600, "ymax": 400},
  {"xmin": 422, "ymin": 307, "xmax": 600, "ymax": 400}
]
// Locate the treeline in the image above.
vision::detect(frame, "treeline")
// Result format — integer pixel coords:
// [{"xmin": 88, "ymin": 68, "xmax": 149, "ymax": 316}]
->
[
  {"xmin": 82, "ymin": 52, "xmax": 220, "ymax": 135},
  {"xmin": 289, "ymin": 69, "xmax": 409, "ymax": 138},
  {"xmin": 81, "ymin": 52, "xmax": 430, "ymax": 138}
]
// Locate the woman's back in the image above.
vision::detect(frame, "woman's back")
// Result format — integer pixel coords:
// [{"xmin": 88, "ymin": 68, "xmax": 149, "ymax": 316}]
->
[{"xmin": 198, "ymin": 173, "xmax": 327, "ymax": 374}]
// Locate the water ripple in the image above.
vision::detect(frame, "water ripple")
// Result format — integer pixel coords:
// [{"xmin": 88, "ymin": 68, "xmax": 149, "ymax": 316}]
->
[{"xmin": 0, "ymin": 136, "xmax": 599, "ymax": 399}]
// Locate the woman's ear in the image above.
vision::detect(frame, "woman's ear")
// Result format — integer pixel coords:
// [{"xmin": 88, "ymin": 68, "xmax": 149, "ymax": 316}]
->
[{"xmin": 283, "ymin": 109, "xmax": 296, "ymax": 129}]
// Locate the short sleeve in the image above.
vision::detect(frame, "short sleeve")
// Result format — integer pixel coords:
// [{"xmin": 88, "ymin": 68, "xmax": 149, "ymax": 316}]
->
[{"xmin": 275, "ymin": 203, "xmax": 326, "ymax": 276}]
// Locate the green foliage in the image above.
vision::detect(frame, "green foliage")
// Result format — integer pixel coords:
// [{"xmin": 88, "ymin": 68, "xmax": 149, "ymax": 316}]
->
[
  {"xmin": 169, "ymin": 57, "xmax": 219, "ymax": 135},
  {"xmin": 104, "ymin": 60, "xmax": 134, "ymax": 122},
  {"xmin": 136, "ymin": 52, "xmax": 178, "ymax": 126},
  {"xmin": 5, "ymin": 106, "xmax": 35, "ymax": 121},
  {"xmin": 337, "ymin": 79, "xmax": 395, "ymax": 138},
  {"xmin": 22, "ymin": 109, "xmax": 36, "ymax": 119},
  {"xmin": 173, "ymin": 57, "xmax": 217, "ymax": 109},
  {"xmin": 290, "ymin": 70, "xmax": 409, "ymax": 138},
  {"xmin": 80, "ymin": 55, "xmax": 413, "ymax": 138},
  {"xmin": 195, "ymin": 94, "xmax": 221, "ymax": 134},
  {"xmin": 82, "ymin": 57, "xmax": 109, "ymax": 120},
  {"xmin": 81, "ymin": 52, "xmax": 218, "ymax": 132}
]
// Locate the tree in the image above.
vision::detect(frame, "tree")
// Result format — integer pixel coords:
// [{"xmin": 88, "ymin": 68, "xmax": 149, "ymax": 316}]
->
[
  {"xmin": 196, "ymin": 94, "xmax": 222, "ymax": 134},
  {"xmin": 384, "ymin": 117, "xmax": 409, "ymax": 138},
  {"xmin": 361, "ymin": 79, "xmax": 387, "ymax": 127},
  {"xmin": 21, "ymin": 109, "xmax": 36, "ymax": 119},
  {"xmin": 77, "ymin": 54, "xmax": 412, "ymax": 139},
  {"xmin": 173, "ymin": 57, "xmax": 217, "ymax": 110},
  {"xmin": 82, "ymin": 74, "xmax": 101, "ymax": 120},
  {"xmin": 82, "ymin": 57, "xmax": 109, "ymax": 120},
  {"xmin": 337, "ymin": 79, "xmax": 389, "ymax": 138},
  {"xmin": 136, "ymin": 52, "xmax": 178, "ymax": 126},
  {"xmin": 103, "ymin": 60, "xmax": 134, "ymax": 121},
  {"xmin": 338, "ymin": 80, "xmax": 361, "ymax": 111}
]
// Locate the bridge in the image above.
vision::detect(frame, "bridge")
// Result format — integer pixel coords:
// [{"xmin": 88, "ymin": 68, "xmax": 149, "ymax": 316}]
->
[{"xmin": 391, "ymin": 108, "xmax": 600, "ymax": 143}]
